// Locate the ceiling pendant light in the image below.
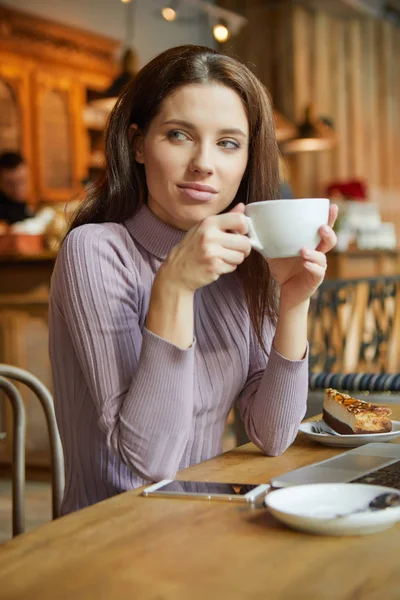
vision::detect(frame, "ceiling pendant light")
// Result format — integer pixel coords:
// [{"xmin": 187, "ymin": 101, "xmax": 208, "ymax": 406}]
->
[
  {"xmin": 162, "ymin": 6, "xmax": 178, "ymax": 21},
  {"xmin": 161, "ymin": 1, "xmax": 179, "ymax": 21},
  {"xmin": 282, "ymin": 105, "xmax": 337, "ymax": 154},
  {"xmin": 213, "ymin": 20, "xmax": 230, "ymax": 43}
]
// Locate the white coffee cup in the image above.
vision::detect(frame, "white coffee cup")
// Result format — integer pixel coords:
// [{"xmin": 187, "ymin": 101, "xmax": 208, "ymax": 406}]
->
[{"xmin": 244, "ymin": 198, "xmax": 330, "ymax": 259}]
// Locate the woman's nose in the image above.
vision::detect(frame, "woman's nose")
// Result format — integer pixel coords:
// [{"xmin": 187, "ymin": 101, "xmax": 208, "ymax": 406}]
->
[{"xmin": 189, "ymin": 146, "xmax": 214, "ymax": 176}]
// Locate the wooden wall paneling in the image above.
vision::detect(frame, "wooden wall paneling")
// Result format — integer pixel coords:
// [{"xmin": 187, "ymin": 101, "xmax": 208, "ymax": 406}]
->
[
  {"xmin": 313, "ymin": 11, "xmax": 334, "ymax": 195},
  {"xmin": 348, "ymin": 20, "xmax": 365, "ymax": 179},
  {"xmin": 222, "ymin": 0, "xmax": 255, "ymax": 74},
  {"xmin": 395, "ymin": 29, "xmax": 400, "ymax": 191},
  {"xmin": 292, "ymin": 6, "xmax": 316, "ymax": 198},
  {"xmin": 269, "ymin": 6, "xmax": 294, "ymax": 118},
  {"xmin": 218, "ymin": 2, "xmax": 400, "ymax": 217},
  {"xmin": 382, "ymin": 21, "xmax": 395, "ymax": 189},
  {"xmin": 376, "ymin": 21, "xmax": 388, "ymax": 187},
  {"xmin": 339, "ymin": 20, "xmax": 350, "ymax": 184},
  {"xmin": 362, "ymin": 19, "xmax": 380, "ymax": 188},
  {"xmin": 396, "ymin": 26, "xmax": 400, "ymax": 193},
  {"xmin": 332, "ymin": 20, "xmax": 350, "ymax": 182},
  {"xmin": 219, "ymin": 1, "xmax": 400, "ymax": 239}
]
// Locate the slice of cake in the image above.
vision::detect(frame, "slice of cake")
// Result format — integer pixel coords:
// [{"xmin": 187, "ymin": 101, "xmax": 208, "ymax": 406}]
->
[{"xmin": 323, "ymin": 388, "xmax": 392, "ymax": 435}]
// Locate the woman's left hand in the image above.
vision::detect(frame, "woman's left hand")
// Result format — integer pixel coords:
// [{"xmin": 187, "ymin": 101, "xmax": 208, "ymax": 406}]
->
[{"xmin": 266, "ymin": 204, "xmax": 338, "ymax": 309}]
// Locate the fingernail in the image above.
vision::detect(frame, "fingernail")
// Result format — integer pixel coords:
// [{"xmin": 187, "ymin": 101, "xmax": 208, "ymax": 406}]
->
[{"xmin": 323, "ymin": 225, "xmax": 330, "ymax": 233}]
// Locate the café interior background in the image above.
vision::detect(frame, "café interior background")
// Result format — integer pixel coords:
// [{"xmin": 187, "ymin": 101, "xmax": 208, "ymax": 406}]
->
[{"xmin": 1, "ymin": 0, "xmax": 400, "ymax": 539}]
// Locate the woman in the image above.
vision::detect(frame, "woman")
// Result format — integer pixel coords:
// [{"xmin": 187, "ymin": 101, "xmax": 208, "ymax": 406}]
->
[{"xmin": 49, "ymin": 45, "xmax": 337, "ymax": 514}]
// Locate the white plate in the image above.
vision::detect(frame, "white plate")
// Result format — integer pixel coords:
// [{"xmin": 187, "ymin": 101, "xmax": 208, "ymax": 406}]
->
[
  {"xmin": 299, "ymin": 420, "xmax": 400, "ymax": 447},
  {"xmin": 265, "ymin": 483, "xmax": 400, "ymax": 536}
]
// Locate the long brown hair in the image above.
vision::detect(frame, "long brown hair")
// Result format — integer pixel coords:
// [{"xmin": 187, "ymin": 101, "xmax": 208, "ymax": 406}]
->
[{"xmin": 68, "ymin": 45, "xmax": 280, "ymax": 350}]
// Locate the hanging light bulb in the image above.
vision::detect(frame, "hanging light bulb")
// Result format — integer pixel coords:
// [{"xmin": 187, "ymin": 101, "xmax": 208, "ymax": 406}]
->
[
  {"xmin": 213, "ymin": 21, "xmax": 230, "ymax": 43},
  {"xmin": 162, "ymin": 6, "xmax": 177, "ymax": 21}
]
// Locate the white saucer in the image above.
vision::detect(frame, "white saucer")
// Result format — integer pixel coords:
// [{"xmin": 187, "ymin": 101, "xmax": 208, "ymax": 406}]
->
[
  {"xmin": 299, "ymin": 420, "xmax": 400, "ymax": 447},
  {"xmin": 264, "ymin": 483, "xmax": 400, "ymax": 536}
]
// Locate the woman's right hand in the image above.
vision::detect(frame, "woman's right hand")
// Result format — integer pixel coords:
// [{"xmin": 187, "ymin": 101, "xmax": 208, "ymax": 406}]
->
[{"xmin": 158, "ymin": 203, "xmax": 252, "ymax": 292}]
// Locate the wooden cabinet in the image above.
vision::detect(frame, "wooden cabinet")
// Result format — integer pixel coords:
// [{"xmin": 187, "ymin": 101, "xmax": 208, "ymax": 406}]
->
[
  {"xmin": 33, "ymin": 70, "xmax": 85, "ymax": 202},
  {"xmin": 0, "ymin": 5, "xmax": 118, "ymax": 207}
]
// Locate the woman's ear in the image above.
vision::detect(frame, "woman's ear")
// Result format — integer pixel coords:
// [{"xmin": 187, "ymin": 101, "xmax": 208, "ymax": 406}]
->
[{"xmin": 129, "ymin": 124, "xmax": 145, "ymax": 164}]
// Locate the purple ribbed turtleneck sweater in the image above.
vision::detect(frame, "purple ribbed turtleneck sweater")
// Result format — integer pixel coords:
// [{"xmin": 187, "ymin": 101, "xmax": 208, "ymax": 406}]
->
[{"xmin": 49, "ymin": 205, "xmax": 308, "ymax": 514}]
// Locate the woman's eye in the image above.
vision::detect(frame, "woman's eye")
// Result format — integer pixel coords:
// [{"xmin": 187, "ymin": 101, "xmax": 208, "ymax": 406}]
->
[
  {"xmin": 218, "ymin": 139, "xmax": 240, "ymax": 150},
  {"xmin": 167, "ymin": 130, "xmax": 188, "ymax": 141}
]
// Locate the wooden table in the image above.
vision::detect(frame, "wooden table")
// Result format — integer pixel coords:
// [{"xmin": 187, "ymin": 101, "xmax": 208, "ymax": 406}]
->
[{"xmin": 1, "ymin": 406, "xmax": 400, "ymax": 600}]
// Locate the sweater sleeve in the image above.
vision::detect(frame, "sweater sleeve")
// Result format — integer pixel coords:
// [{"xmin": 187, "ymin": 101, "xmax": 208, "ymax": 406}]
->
[
  {"xmin": 50, "ymin": 226, "xmax": 195, "ymax": 481},
  {"xmin": 236, "ymin": 318, "xmax": 308, "ymax": 456}
]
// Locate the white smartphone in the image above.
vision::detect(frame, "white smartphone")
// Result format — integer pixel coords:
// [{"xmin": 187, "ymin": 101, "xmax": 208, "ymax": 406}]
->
[{"xmin": 142, "ymin": 480, "xmax": 270, "ymax": 503}]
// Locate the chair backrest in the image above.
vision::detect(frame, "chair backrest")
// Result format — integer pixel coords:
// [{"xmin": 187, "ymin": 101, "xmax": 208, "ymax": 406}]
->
[
  {"xmin": 0, "ymin": 364, "xmax": 64, "ymax": 537},
  {"xmin": 309, "ymin": 276, "xmax": 400, "ymax": 374}
]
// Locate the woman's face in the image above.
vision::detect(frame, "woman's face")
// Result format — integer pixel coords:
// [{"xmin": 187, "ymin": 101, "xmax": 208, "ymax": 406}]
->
[{"xmin": 133, "ymin": 83, "xmax": 249, "ymax": 230}]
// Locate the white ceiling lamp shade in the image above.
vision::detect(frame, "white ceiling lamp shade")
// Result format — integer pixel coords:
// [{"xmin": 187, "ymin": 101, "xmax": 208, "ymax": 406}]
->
[{"xmin": 282, "ymin": 105, "xmax": 337, "ymax": 154}]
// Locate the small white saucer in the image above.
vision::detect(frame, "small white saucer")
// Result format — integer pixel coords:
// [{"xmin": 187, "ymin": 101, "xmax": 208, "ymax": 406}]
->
[
  {"xmin": 264, "ymin": 483, "xmax": 400, "ymax": 536},
  {"xmin": 299, "ymin": 420, "xmax": 400, "ymax": 447}
]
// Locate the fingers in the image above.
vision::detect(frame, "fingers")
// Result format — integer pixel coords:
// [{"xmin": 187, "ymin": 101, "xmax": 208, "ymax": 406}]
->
[
  {"xmin": 303, "ymin": 260, "xmax": 326, "ymax": 283},
  {"xmin": 314, "ymin": 204, "xmax": 338, "ymax": 253},
  {"xmin": 301, "ymin": 249, "xmax": 327, "ymax": 285},
  {"xmin": 217, "ymin": 246, "xmax": 249, "ymax": 266},
  {"xmin": 316, "ymin": 224, "xmax": 337, "ymax": 254},
  {"xmin": 328, "ymin": 204, "xmax": 339, "ymax": 228},
  {"xmin": 300, "ymin": 249, "xmax": 327, "ymax": 270},
  {"xmin": 216, "ymin": 232, "xmax": 252, "ymax": 255},
  {"xmin": 205, "ymin": 211, "xmax": 248, "ymax": 235},
  {"xmin": 229, "ymin": 203, "xmax": 246, "ymax": 214}
]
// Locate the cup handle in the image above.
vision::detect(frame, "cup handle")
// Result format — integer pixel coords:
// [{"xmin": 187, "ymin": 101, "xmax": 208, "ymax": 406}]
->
[{"xmin": 244, "ymin": 216, "xmax": 263, "ymax": 252}]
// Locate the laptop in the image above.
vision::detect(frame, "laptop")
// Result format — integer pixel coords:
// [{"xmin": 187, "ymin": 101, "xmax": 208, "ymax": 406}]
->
[{"xmin": 270, "ymin": 443, "xmax": 400, "ymax": 489}]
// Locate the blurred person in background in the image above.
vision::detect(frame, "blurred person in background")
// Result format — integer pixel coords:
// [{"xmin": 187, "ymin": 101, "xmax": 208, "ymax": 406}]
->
[{"xmin": 0, "ymin": 151, "xmax": 33, "ymax": 225}]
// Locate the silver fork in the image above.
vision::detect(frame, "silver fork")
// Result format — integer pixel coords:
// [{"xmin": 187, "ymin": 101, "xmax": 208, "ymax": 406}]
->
[{"xmin": 312, "ymin": 423, "xmax": 340, "ymax": 436}]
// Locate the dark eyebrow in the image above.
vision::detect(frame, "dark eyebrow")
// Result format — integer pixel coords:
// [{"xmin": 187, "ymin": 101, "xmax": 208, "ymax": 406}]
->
[{"xmin": 161, "ymin": 119, "xmax": 248, "ymax": 138}]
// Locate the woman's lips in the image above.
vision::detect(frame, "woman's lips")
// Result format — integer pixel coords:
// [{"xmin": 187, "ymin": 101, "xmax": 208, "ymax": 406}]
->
[{"xmin": 177, "ymin": 183, "xmax": 218, "ymax": 203}]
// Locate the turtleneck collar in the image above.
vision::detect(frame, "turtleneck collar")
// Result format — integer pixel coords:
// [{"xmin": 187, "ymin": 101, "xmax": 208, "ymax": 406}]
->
[{"xmin": 123, "ymin": 204, "xmax": 186, "ymax": 260}]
